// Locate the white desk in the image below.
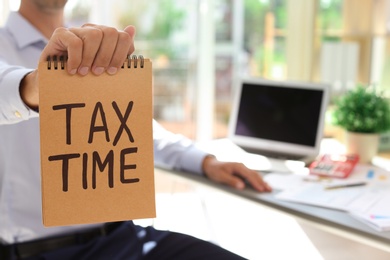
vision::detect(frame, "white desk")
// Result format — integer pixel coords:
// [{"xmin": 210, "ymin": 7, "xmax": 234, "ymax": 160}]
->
[
  {"xmin": 154, "ymin": 138, "xmax": 390, "ymax": 254},
  {"xmin": 155, "ymin": 166, "xmax": 390, "ymax": 254}
]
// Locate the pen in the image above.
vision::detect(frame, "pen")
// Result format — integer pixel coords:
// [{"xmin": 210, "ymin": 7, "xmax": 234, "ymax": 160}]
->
[{"xmin": 324, "ymin": 181, "xmax": 367, "ymax": 190}]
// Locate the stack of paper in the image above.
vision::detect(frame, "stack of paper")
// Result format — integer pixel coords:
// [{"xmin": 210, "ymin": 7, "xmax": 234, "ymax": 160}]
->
[
  {"xmin": 349, "ymin": 190, "xmax": 390, "ymax": 232},
  {"xmin": 264, "ymin": 165, "xmax": 390, "ymax": 232}
]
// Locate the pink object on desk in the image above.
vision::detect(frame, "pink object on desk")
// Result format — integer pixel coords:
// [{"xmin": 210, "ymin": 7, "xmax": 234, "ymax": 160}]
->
[{"xmin": 309, "ymin": 154, "xmax": 359, "ymax": 178}]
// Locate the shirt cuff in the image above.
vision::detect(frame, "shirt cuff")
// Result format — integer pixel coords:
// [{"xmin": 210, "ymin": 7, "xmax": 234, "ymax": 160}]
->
[
  {"xmin": 179, "ymin": 145, "xmax": 209, "ymax": 175},
  {"xmin": 0, "ymin": 68, "xmax": 37, "ymax": 122}
]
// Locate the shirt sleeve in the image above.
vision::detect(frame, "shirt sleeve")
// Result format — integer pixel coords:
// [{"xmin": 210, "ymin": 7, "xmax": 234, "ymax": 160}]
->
[
  {"xmin": 153, "ymin": 120, "xmax": 209, "ymax": 175},
  {"xmin": 0, "ymin": 60, "xmax": 38, "ymax": 124}
]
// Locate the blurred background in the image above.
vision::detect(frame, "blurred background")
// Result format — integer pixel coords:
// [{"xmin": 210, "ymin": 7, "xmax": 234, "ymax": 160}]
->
[
  {"xmin": 2, "ymin": 0, "xmax": 389, "ymax": 141},
  {"xmin": 3, "ymin": 1, "xmax": 390, "ymax": 258}
]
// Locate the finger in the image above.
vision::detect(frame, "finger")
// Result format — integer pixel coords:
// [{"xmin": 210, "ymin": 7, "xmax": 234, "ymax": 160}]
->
[
  {"xmin": 106, "ymin": 25, "xmax": 136, "ymax": 74},
  {"xmin": 106, "ymin": 30, "xmax": 133, "ymax": 75},
  {"xmin": 247, "ymin": 173, "xmax": 272, "ymax": 192},
  {"xmin": 232, "ymin": 164, "xmax": 272, "ymax": 192},
  {"xmin": 210, "ymin": 165, "xmax": 246, "ymax": 190},
  {"xmin": 124, "ymin": 25, "xmax": 136, "ymax": 39},
  {"xmin": 69, "ymin": 26, "xmax": 103, "ymax": 75},
  {"xmin": 124, "ymin": 25, "xmax": 136, "ymax": 54},
  {"xmin": 40, "ymin": 27, "xmax": 83, "ymax": 75},
  {"xmin": 222, "ymin": 173, "xmax": 246, "ymax": 190},
  {"xmin": 82, "ymin": 25, "xmax": 135, "ymax": 75},
  {"xmin": 89, "ymin": 25, "xmax": 120, "ymax": 75}
]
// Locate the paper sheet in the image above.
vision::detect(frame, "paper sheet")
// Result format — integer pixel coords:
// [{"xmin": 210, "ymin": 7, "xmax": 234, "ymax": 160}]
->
[
  {"xmin": 275, "ymin": 182, "xmax": 383, "ymax": 212},
  {"xmin": 266, "ymin": 165, "xmax": 390, "ymax": 231},
  {"xmin": 349, "ymin": 190, "xmax": 390, "ymax": 231}
]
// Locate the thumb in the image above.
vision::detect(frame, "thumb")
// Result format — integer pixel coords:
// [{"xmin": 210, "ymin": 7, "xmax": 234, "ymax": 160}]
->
[{"xmin": 124, "ymin": 25, "xmax": 136, "ymax": 39}]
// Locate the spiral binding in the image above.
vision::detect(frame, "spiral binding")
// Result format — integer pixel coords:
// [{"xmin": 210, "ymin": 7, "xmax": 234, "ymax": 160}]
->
[
  {"xmin": 46, "ymin": 56, "xmax": 66, "ymax": 70},
  {"xmin": 122, "ymin": 55, "xmax": 144, "ymax": 69},
  {"xmin": 46, "ymin": 55, "xmax": 145, "ymax": 70}
]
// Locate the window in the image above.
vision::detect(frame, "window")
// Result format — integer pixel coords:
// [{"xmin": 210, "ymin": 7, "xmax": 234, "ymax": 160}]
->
[
  {"xmin": 242, "ymin": 0, "xmax": 287, "ymax": 79},
  {"xmin": 2, "ymin": 0, "xmax": 390, "ymax": 141}
]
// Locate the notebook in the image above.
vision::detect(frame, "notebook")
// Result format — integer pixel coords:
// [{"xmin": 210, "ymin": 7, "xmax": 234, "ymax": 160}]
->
[
  {"xmin": 228, "ymin": 77, "xmax": 329, "ymax": 170},
  {"xmin": 39, "ymin": 55, "xmax": 156, "ymax": 226}
]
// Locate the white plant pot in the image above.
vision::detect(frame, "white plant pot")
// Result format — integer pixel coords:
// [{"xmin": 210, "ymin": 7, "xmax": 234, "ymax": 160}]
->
[{"xmin": 344, "ymin": 131, "xmax": 379, "ymax": 164}]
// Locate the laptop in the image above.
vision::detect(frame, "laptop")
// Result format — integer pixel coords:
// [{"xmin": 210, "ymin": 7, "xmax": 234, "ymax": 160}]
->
[{"xmin": 227, "ymin": 77, "xmax": 329, "ymax": 172}]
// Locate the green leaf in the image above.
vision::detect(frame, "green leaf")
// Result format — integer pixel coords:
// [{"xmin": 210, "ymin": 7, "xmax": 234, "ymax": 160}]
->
[{"xmin": 332, "ymin": 85, "xmax": 390, "ymax": 133}]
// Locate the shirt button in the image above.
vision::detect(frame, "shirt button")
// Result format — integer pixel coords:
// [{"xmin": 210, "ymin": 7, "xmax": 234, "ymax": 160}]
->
[{"xmin": 14, "ymin": 111, "xmax": 22, "ymax": 118}]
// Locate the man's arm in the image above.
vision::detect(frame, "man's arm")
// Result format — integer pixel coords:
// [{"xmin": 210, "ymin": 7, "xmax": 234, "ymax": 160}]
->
[
  {"xmin": 0, "ymin": 58, "xmax": 37, "ymax": 124},
  {"xmin": 20, "ymin": 70, "xmax": 39, "ymax": 111},
  {"xmin": 153, "ymin": 119, "xmax": 209, "ymax": 174},
  {"xmin": 153, "ymin": 120, "xmax": 272, "ymax": 192}
]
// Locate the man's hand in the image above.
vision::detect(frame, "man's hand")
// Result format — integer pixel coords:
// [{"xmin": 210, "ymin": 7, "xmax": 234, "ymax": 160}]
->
[
  {"xmin": 41, "ymin": 24, "xmax": 136, "ymax": 75},
  {"xmin": 202, "ymin": 155, "xmax": 272, "ymax": 192},
  {"xmin": 20, "ymin": 24, "xmax": 136, "ymax": 110}
]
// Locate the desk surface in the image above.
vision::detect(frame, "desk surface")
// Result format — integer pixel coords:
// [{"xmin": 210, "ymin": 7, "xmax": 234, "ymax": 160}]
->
[{"xmin": 155, "ymin": 167, "xmax": 390, "ymax": 253}]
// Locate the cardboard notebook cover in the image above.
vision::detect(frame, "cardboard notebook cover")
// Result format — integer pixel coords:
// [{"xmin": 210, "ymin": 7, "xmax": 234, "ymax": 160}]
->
[{"xmin": 38, "ymin": 56, "xmax": 156, "ymax": 227}]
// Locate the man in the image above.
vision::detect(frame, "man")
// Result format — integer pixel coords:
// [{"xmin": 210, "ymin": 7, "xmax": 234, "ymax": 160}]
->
[{"xmin": 0, "ymin": 0, "xmax": 271, "ymax": 259}]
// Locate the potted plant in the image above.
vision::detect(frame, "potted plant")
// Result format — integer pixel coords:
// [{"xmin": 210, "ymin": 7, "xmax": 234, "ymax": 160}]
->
[{"xmin": 332, "ymin": 85, "xmax": 390, "ymax": 163}]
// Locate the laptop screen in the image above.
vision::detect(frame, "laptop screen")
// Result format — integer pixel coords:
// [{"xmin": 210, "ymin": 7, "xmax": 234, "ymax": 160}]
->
[{"xmin": 228, "ymin": 78, "xmax": 329, "ymax": 159}]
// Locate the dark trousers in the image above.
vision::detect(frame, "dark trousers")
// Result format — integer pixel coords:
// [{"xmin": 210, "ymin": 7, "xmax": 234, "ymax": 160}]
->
[{"xmin": 4, "ymin": 222, "xmax": 246, "ymax": 260}]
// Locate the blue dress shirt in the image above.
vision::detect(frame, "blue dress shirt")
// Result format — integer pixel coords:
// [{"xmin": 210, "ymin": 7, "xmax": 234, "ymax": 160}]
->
[{"xmin": 0, "ymin": 12, "xmax": 208, "ymax": 244}]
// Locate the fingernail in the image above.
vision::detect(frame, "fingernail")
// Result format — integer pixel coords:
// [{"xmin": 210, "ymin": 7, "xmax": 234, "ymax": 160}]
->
[
  {"xmin": 69, "ymin": 69, "xmax": 77, "ymax": 75},
  {"xmin": 93, "ymin": 67, "xmax": 105, "ymax": 75},
  {"xmin": 79, "ymin": 67, "xmax": 89, "ymax": 76},
  {"xmin": 107, "ymin": 67, "xmax": 118, "ymax": 75}
]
